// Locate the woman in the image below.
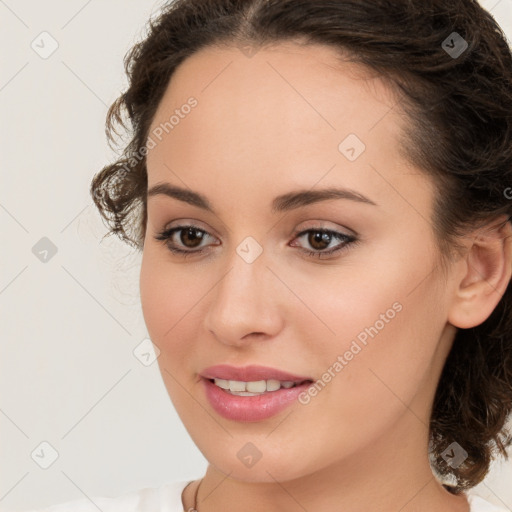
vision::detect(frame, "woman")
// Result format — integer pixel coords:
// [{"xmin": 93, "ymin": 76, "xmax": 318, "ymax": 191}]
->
[{"xmin": 29, "ymin": 0, "xmax": 512, "ymax": 510}]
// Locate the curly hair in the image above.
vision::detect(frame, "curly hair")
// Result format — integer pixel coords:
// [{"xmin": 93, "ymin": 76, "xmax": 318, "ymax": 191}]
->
[{"xmin": 90, "ymin": 0, "xmax": 512, "ymax": 493}]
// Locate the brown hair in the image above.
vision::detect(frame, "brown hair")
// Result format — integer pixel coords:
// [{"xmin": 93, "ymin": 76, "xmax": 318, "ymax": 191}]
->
[{"xmin": 90, "ymin": 0, "xmax": 512, "ymax": 492}]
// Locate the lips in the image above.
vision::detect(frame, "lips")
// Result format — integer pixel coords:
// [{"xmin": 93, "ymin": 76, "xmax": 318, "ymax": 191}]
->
[
  {"xmin": 200, "ymin": 364, "xmax": 312, "ymax": 383},
  {"xmin": 198, "ymin": 364, "xmax": 315, "ymax": 421},
  {"xmin": 201, "ymin": 376, "xmax": 314, "ymax": 422}
]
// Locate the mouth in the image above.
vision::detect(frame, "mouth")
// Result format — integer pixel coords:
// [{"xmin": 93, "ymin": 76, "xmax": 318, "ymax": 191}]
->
[
  {"xmin": 200, "ymin": 376, "xmax": 315, "ymax": 422},
  {"xmin": 205, "ymin": 377, "xmax": 314, "ymax": 396},
  {"xmin": 199, "ymin": 364, "xmax": 315, "ymax": 420}
]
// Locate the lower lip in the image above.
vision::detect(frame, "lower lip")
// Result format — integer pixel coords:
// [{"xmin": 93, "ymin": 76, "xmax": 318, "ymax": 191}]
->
[{"xmin": 201, "ymin": 378, "xmax": 312, "ymax": 422}]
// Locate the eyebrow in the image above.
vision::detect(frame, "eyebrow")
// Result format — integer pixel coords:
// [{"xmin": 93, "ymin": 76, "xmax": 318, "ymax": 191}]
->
[{"xmin": 147, "ymin": 182, "xmax": 378, "ymax": 214}]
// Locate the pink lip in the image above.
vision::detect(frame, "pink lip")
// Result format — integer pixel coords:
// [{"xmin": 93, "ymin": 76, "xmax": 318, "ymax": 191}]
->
[
  {"xmin": 201, "ymin": 378, "xmax": 313, "ymax": 422},
  {"xmin": 199, "ymin": 364, "xmax": 314, "ymax": 422},
  {"xmin": 200, "ymin": 364, "xmax": 312, "ymax": 382}
]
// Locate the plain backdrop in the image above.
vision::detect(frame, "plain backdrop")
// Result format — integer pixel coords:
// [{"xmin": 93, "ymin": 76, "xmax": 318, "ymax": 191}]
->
[{"xmin": 1, "ymin": 1, "xmax": 512, "ymax": 510}]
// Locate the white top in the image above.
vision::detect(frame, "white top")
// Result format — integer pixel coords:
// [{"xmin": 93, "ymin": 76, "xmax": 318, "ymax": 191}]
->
[{"xmin": 20, "ymin": 479, "xmax": 509, "ymax": 512}]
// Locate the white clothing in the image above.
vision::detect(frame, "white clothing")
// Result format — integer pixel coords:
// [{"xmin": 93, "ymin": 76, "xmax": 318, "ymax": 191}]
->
[{"xmin": 18, "ymin": 479, "xmax": 510, "ymax": 512}]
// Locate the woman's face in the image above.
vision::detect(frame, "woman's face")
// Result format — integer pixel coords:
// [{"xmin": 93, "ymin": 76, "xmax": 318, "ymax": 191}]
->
[{"xmin": 140, "ymin": 41, "xmax": 460, "ymax": 482}]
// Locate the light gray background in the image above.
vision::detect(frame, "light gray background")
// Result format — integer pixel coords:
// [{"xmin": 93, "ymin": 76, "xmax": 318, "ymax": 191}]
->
[{"xmin": 1, "ymin": 1, "xmax": 512, "ymax": 510}]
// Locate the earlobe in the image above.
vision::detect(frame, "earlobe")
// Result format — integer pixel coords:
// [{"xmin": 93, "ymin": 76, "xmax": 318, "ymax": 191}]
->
[{"xmin": 448, "ymin": 215, "xmax": 512, "ymax": 329}]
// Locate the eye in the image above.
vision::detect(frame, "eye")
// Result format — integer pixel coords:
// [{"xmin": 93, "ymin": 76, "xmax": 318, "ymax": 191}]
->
[
  {"xmin": 154, "ymin": 225, "xmax": 216, "ymax": 258},
  {"xmin": 290, "ymin": 228, "xmax": 358, "ymax": 259},
  {"xmin": 154, "ymin": 224, "xmax": 359, "ymax": 260}
]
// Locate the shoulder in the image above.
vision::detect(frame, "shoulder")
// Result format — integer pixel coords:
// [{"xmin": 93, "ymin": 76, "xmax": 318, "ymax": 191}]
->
[
  {"xmin": 19, "ymin": 479, "xmax": 193, "ymax": 512},
  {"xmin": 466, "ymin": 491, "xmax": 510, "ymax": 512}
]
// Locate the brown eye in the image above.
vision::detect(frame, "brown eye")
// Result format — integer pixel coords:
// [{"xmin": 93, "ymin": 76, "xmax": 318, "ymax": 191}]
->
[
  {"xmin": 291, "ymin": 228, "xmax": 358, "ymax": 259},
  {"xmin": 154, "ymin": 224, "xmax": 215, "ymax": 256}
]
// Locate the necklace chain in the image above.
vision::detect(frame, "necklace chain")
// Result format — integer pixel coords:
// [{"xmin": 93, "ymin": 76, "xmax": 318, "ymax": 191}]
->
[{"xmin": 186, "ymin": 477, "xmax": 202, "ymax": 512}]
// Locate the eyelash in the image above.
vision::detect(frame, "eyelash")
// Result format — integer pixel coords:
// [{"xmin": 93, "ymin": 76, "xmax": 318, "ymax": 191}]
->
[{"xmin": 154, "ymin": 224, "xmax": 359, "ymax": 260}]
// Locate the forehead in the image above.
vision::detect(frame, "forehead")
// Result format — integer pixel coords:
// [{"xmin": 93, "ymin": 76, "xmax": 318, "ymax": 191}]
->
[{"xmin": 145, "ymin": 41, "xmax": 425, "ymax": 215}]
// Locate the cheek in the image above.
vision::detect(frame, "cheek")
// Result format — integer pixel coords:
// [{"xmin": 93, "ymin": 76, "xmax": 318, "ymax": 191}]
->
[
  {"xmin": 140, "ymin": 247, "xmax": 190, "ymax": 332},
  {"xmin": 305, "ymin": 258, "xmax": 447, "ymax": 432},
  {"xmin": 139, "ymin": 251, "xmax": 204, "ymax": 420},
  {"xmin": 139, "ymin": 248, "xmax": 211, "ymax": 368},
  {"xmin": 139, "ymin": 250, "xmax": 169, "ymax": 339},
  {"xmin": 140, "ymin": 250, "xmax": 180, "ymax": 361}
]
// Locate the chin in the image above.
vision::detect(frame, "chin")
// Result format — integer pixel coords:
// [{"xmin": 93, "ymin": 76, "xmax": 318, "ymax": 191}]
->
[{"xmin": 198, "ymin": 440, "xmax": 318, "ymax": 483}]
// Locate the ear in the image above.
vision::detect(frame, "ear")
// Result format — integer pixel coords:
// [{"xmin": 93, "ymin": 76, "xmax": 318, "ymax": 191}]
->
[{"xmin": 448, "ymin": 214, "xmax": 512, "ymax": 329}]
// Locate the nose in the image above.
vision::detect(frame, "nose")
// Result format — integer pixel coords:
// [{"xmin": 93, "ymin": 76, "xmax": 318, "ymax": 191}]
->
[{"xmin": 203, "ymin": 244, "xmax": 284, "ymax": 347}]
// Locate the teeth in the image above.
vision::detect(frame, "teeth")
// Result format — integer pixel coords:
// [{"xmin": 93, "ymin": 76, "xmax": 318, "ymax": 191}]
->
[
  {"xmin": 246, "ymin": 380, "xmax": 267, "ymax": 393},
  {"xmin": 213, "ymin": 379, "xmax": 230, "ymax": 390},
  {"xmin": 230, "ymin": 380, "xmax": 246, "ymax": 392},
  {"xmin": 212, "ymin": 378, "xmax": 302, "ymax": 394},
  {"xmin": 266, "ymin": 379, "xmax": 281, "ymax": 392}
]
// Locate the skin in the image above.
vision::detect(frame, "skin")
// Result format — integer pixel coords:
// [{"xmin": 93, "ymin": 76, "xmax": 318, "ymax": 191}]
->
[{"xmin": 139, "ymin": 40, "xmax": 512, "ymax": 512}]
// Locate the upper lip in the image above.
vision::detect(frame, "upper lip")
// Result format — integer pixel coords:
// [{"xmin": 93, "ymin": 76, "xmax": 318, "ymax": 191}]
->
[{"xmin": 200, "ymin": 364, "xmax": 313, "ymax": 383}]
